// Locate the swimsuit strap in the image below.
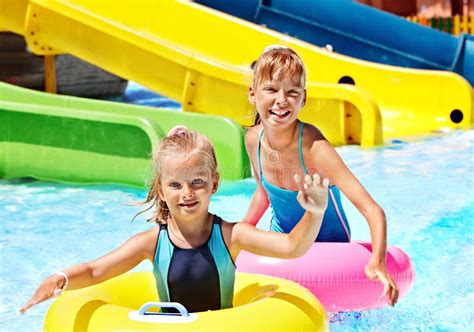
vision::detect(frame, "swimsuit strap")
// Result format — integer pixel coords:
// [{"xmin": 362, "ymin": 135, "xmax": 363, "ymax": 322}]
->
[
  {"xmin": 257, "ymin": 128, "xmax": 265, "ymax": 179},
  {"xmin": 257, "ymin": 122, "xmax": 309, "ymax": 178},
  {"xmin": 298, "ymin": 122, "xmax": 309, "ymax": 175}
]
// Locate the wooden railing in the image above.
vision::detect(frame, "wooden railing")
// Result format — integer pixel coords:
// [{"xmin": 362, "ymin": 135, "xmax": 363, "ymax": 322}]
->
[{"xmin": 406, "ymin": 15, "xmax": 474, "ymax": 35}]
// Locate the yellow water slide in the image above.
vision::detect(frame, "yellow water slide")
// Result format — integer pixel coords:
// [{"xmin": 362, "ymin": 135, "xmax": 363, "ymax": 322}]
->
[
  {"xmin": 2, "ymin": 0, "xmax": 471, "ymax": 145},
  {"xmin": 0, "ymin": 0, "xmax": 382, "ymax": 147}
]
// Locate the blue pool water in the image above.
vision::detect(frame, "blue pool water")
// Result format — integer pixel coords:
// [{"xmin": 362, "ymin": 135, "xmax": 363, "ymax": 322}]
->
[{"xmin": 1, "ymin": 130, "xmax": 473, "ymax": 331}]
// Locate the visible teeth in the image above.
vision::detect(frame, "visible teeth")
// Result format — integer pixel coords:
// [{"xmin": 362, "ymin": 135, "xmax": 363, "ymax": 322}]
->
[{"xmin": 270, "ymin": 110, "xmax": 290, "ymax": 116}]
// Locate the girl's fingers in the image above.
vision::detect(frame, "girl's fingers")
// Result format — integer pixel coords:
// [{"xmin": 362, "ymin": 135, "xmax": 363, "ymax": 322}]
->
[
  {"xmin": 296, "ymin": 174, "xmax": 329, "ymax": 187},
  {"xmin": 294, "ymin": 174, "xmax": 300, "ymax": 183},
  {"xmin": 382, "ymin": 278, "xmax": 390, "ymax": 298},
  {"xmin": 391, "ymin": 285, "xmax": 399, "ymax": 306},
  {"xmin": 19, "ymin": 303, "xmax": 30, "ymax": 313},
  {"xmin": 302, "ymin": 183, "xmax": 309, "ymax": 201},
  {"xmin": 19, "ymin": 297, "xmax": 39, "ymax": 314},
  {"xmin": 296, "ymin": 174, "xmax": 329, "ymax": 195},
  {"xmin": 294, "ymin": 174, "xmax": 303, "ymax": 188},
  {"xmin": 296, "ymin": 190, "xmax": 303, "ymax": 201},
  {"xmin": 322, "ymin": 178, "xmax": 330, "ymax": 188},
  {"xmin": 19, "ymin": 285, "xmax": 57, "ymax": 313},
  {"xmin": 312, "ymin": 173, "xmax": 321, "ymax": 186}
]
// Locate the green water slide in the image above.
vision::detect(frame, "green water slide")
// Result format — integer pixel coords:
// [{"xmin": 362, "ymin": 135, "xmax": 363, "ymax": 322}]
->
[{"xmin": 0, "ymin": 83, "xmax": 250, "ymax": 186}]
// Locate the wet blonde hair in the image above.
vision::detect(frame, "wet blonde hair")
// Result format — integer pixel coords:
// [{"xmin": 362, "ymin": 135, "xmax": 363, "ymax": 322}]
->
[
  {"xmin": 252, "ymin": 46, "xmax": 306, "ymax": 125},
  {"xmin": 136, "ymin": 127, "xmax": 218, "ymax": 224}
]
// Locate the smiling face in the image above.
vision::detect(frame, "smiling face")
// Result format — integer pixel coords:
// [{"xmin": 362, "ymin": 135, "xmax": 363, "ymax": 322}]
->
[
  {"xmin": 158, "ymin": 152, "xmax": 218, "ymax": 222},
  {"xmin": 249, "ymin": 47, "xmax": 307, "ymax": 127},
  {"xmin": 249, "ymin": 71, "xmax": 306, "ymax": 127}
]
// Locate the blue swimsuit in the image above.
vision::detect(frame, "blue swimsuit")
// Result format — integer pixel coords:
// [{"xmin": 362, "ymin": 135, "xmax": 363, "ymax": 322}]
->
[
  {"xmin": 258, "ymin": 123, "xmax": 351, "ymax": 242},
  {"xmin": 153, "ymin": 215, "xmax": 235, "ymax": 312}
]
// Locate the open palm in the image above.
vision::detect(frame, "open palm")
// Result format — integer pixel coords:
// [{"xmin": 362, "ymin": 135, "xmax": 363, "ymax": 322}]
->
[{"xmin": 295, "ymin": 174, "xmax": 329, "ymax": 215}]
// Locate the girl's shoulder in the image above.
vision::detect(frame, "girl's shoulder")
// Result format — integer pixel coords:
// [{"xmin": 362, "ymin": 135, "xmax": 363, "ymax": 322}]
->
[
  {"xmin": 217, "ymin": 217, "xmax": 238, "ymax": 250},
  {"xmin": 143, "ymin": 225, "xmax": 161, "ymax": 241},
  {"xmin": 302, "ymin": 122, "xmax": 326, "ymax": 144},
  {"xmin": 244, "ymin": 125, "xmax": 262, "ymax": 148},
  {"xmin": 218, "ymin": 216, "xmax": 234, "ymax": 228},
  {"xmin": 301, "ymin": 122, "xmax": 334, "ymax": 159},
  {"xmin": 220, "ymin": 218, "xmax": 246, "ymax": 239},
  {"xmin": 136, "ymin": 225, "xmax": 161, "ymax": 245},
  {"xmin": 128, "ymin": 225, "xmax": 161, "ymax": 261}
]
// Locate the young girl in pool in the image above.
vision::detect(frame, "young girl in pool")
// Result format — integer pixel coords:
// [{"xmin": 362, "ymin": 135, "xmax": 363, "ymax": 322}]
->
[
  {"xmin": 244, "ymin": 46, "xmax": 399, "ymax": 306},
  {"xmin": 20, "ymin": 126, "xmax": 329, "ymax": 314}
]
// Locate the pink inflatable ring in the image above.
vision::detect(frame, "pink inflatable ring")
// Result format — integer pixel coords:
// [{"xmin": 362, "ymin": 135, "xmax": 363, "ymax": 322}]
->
[{"xmin": 236, "ymin": 242, "xmax": 415, "ymax": 312}]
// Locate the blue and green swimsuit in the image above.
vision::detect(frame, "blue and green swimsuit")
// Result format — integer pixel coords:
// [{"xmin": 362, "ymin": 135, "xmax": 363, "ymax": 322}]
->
[
  {"xmin": 258, "ymin": 123, "xmax": 351, "ymax": 242},
  {"xmin": 153, "ymin": 215, "xmax": 235, "ymax": 313}
]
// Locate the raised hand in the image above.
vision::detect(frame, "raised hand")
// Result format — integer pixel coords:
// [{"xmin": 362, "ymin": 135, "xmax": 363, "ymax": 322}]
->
[{"xmin": 295, "ymin": 174, "xmax": 329, "ymax": 215}]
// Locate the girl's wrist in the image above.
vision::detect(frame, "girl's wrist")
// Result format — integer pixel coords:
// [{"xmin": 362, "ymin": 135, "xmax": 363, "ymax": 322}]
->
[
  {"xmin": 54, "ymin": 271, "xmax": 69, "ymax": 290},
  {"xmin": 308, "ymin": 210, "xmax": 324, "ymax": 220},
  {"xmin": 369, "ymin": 254, "xmax": 386, "ymax": 265}
]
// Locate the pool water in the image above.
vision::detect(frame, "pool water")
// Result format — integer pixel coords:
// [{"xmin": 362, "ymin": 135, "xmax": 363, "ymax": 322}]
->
[{"xmin": 1, "ymin": 130, "xmax": 473, "ymax": 331}]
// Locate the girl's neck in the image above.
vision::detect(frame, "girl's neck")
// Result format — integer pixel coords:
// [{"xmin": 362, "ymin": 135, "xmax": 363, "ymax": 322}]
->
[
  {"xmin": 262, "ymin": 120, "xmax": 300, "ymax": 152},
  {"xmin": 167, "ymin": 213, "xmax": 212, "ymax": 248}
]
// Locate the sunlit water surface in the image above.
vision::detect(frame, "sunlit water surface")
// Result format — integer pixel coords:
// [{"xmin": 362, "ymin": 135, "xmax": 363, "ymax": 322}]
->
[{"xmin": 1, "ymin": 130, "xmax": 472, "ymax": 331}]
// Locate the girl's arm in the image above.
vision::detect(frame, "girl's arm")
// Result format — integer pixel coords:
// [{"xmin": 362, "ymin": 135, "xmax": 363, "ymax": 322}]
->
[
  {"xmin": 19, "ymin": 227, "xmax": 158, "ymax": 313},
  {"xmin": 310, "ymin": 139, "xmax": 399, "ymax": 306},
  {"xmin": 229, "ymin": 174, "xmax": 328, "ymax": 259},
  {"xmin": 242, "ymin": 127, "xmax": 270, "ymax": 226},
  {"xmin": 242, "ymin": 182, "xmax": 270, "ymax": 226}
]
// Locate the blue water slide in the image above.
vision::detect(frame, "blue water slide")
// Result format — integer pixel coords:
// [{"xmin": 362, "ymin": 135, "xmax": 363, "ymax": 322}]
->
[{"xmin": 196, "ymin": 0, "xmax": 474, "ymax": 86}]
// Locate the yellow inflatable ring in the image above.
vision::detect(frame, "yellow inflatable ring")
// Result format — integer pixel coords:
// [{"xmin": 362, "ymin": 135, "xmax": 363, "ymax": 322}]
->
[{"xmin": 44, "ymin": 271, "xmax": 328, "ymax": 331}]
